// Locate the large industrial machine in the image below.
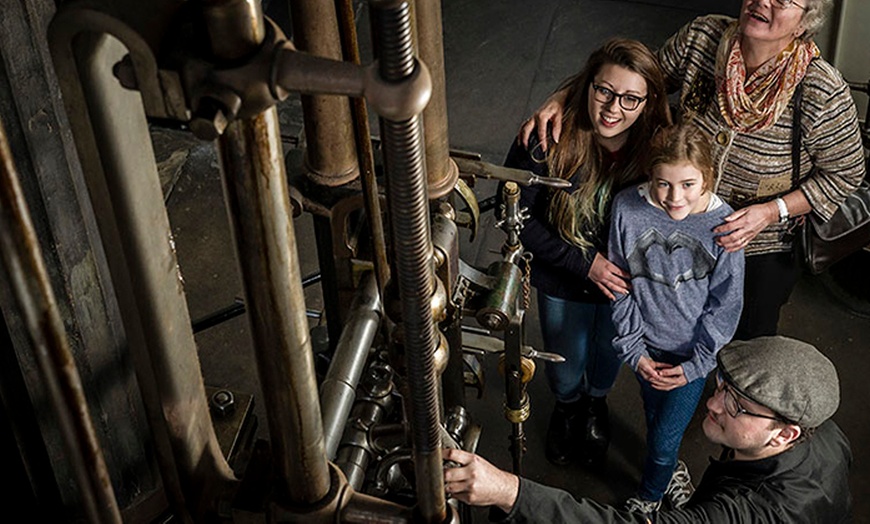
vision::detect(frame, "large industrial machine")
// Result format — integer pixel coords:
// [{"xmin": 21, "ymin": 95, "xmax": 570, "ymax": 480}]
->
[{"xmin": 0, "ymin": 0, "xmax": 568, "ymax": 522}]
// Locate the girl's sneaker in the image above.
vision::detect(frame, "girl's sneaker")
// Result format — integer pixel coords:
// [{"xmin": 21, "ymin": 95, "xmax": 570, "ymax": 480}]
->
[
  {"xmin": 664, "ymin": 460, "xmax": 695, "ymax": 509},
  {"xmin": 623, "ymin": 496, "xmax": 661, "ymax": 517}
]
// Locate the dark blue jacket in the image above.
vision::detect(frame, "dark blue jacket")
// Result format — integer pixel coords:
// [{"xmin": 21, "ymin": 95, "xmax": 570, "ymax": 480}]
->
[{"xmin": 504, "ymin": 139, "xmax": 608, "ymax": 303}]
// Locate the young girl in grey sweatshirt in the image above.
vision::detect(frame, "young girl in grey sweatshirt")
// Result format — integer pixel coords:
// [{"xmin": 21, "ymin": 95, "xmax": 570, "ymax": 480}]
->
[{"xmin": 608, "ymin": 123, "xmax": 744, "ymax": 516}]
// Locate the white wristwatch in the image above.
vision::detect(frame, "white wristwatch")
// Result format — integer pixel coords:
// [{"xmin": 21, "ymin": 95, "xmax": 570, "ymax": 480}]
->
[{"xmin": 774, "ymin": 197, "xmax": 789, "ymax": 223}]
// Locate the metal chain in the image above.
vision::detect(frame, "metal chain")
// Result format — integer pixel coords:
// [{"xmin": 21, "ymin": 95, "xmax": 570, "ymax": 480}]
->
[{"xmin": 520, "ymin": 253, "xmax": 532, "ymax": 310}]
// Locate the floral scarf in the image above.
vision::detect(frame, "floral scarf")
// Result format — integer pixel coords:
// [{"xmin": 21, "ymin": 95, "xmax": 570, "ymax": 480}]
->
[{"xmin": 716, "ymin": 21, "xmax": 819, "ymax": 133}]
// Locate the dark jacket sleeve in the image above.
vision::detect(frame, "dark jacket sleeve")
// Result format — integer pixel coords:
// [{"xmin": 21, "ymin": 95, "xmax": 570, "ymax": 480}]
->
[
  {"xmin": 504, "ymin": 140, "xmax": 596, "ymax": 280},
  {"xmin": 494, "ymin": 478, "xmax": 772, "ymax": 524}
]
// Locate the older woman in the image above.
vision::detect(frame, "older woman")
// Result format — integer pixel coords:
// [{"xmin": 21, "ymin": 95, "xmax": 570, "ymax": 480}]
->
[{"xmin": 523, "ymin": 0, "xmax": 866, "ymax": 341}]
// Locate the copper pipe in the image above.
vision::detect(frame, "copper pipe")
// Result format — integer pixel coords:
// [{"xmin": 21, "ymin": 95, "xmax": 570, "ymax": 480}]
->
[
  {"xmin": 290, "ymin": 0, "xmax": 359, "ymax": 186},
  {"xmin": 0, "ymin": 117, "xmax": 122, "ymax": 524},
  {"xmin": 201, "ymin": 0, "xmax": 331, "ymax": 505}
]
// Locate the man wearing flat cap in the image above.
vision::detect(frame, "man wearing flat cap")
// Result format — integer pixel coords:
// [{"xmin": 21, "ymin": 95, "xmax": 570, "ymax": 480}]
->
[{"xmin": 443, "ymin": 336, "xmax": 852, "ymax": 523}]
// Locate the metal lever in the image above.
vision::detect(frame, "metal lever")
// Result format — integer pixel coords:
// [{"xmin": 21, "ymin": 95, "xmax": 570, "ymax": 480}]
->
[
  {"xmin": 461, "ymin": 330, "xmax": 565, "ymax": 363},
  {"xmin": 452, "ymin": 156, "xmax": 571, "ymax": 188}
]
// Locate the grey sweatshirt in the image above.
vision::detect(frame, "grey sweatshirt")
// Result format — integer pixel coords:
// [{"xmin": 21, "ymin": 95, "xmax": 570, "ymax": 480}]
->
[{"xmin": 608, "ymin": 184, "xmax": 745, "ymax": 383}]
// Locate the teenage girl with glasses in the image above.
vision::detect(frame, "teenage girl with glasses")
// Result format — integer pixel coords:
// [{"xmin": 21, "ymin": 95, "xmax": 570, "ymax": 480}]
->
[{"xmin": 503, "ymin": 38, "xmax": 671, "ymax": 468}]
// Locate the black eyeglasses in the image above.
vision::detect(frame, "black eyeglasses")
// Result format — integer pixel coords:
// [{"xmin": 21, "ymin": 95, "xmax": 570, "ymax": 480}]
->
[
  {"xmin": 591, "ymin": 84, "xmax": 647, "ymax": 111},
  {"xmin": 772, "ymin": 0, "xmax": 807, "ymax": 10},
  {"xmin": 715, "ymin": 373, "xmax": 784, "ymax": 422}
]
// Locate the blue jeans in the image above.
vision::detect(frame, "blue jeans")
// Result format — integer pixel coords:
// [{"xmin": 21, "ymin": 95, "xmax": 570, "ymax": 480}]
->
[
  {"xmin": 635, "ymin": 353, "xmax": 707, "ymax": 502},
  {"xmin": 538, "ymin": 290, "xmax": 622, "ymax": 402}
]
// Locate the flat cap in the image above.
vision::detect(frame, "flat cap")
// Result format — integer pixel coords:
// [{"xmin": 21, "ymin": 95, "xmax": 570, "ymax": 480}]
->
[{"xmin": 717, "ymin": 336, "xmax": 839, "ymax": 427}]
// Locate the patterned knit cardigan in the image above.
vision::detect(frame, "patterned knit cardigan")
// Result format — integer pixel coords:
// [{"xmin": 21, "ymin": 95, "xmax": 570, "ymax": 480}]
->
[{"xmin": 657, "ymin": 15, "xmax": 866, "ymax": 256}]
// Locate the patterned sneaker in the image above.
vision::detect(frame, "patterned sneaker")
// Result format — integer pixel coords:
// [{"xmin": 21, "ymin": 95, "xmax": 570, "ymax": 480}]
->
[
  {"xmin": 623, "ymin": 496, "xmax": 662, "ymax": 517},
  {"xmin": 664, "ymin": 460, "xmax": 695, "ymax": 509}
]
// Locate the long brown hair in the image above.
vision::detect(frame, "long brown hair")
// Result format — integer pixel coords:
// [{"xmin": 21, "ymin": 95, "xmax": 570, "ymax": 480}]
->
[{"xmin": 547, "ymin": 39, "xmax": 671, "ymax": 249}]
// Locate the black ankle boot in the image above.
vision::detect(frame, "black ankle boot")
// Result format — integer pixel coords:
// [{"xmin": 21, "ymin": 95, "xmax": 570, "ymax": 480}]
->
[
  {"xmin": 578, "ymin": 395, "xmax": 610, "ymax": 468},
  {"xmin": 545, "ymin": 401, "xmax": 578, "ymax": 466}
]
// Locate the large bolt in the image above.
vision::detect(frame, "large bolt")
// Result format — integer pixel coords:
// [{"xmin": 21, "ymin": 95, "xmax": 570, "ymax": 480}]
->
[{"xmin": 210, "ymin": 389, "xmax": 235, "ymax": 417}]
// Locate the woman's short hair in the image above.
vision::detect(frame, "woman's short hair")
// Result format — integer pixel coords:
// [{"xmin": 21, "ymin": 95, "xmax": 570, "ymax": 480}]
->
[
  {"xmin": 647, "ymin": 123, "xmax": 715, "ymax": 191},
  {"xmin": 801, "ymin": 0, "xmax": 834, "ymax": 40}
]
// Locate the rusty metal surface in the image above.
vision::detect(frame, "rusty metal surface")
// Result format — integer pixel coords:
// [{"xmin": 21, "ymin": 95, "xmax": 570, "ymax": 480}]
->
[
  {"xmin": 290, "ymin": 0, "xmax": 359, "ymax": 186},
  {"xmin": 220, "ymin": 107, "xmax": 332, "ymax": 506},
  {"xmin": 49, "ymin": 16, "xmax": 235, "ymax": 518},
  {"xmin": 337, "ymin": 0, "xmax": 390, "ymax": 293},
  {"xmin": 0, "ymin": 117, "xmax": 122, "ymax": 524},
  {"xmin": 415, "ymin": 0, "xmax": 458, "ymax": 199}
]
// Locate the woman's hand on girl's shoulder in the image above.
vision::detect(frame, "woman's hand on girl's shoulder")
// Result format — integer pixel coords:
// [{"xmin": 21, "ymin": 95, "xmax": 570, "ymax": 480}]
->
[
  {"xmin": 589, "ymin": 252, "xmax": 631, "ymax": 300},
  {"xmin": 518, "ymin": 90, "xmax": 568, "ymax": 151},
  {"xmin": 714, "ymin": 203, "xmax": 778, "ymax": 252}
]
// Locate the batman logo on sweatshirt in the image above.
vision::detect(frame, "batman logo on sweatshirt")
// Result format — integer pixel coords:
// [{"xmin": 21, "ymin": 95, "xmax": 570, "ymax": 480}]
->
[{"xmin": 626, "ymin": 229, "xmax": 716, "ymax": 289}]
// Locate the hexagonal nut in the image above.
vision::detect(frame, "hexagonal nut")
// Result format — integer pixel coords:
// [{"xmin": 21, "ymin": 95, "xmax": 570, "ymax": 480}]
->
[
  {"xmin": 190, "ymin": 99, "xmax": 229, "ymax": 141},
  {"xmin": 210, "ymin": 389, "xmax": 235, "ymax": 417}
]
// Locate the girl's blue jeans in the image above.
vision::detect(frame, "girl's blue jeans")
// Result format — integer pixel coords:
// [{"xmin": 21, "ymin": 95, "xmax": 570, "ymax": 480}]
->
[
  {"xmin": 538, "ymin": 290, "xmax": 622, "ymax": 403},
  {"xmin": 635, "ymin": 350, "xmax": 707, "ymax": 502}
]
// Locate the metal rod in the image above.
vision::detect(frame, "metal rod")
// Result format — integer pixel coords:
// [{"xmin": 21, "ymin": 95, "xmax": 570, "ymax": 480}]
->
[
  {"xmin": 321, "ymin": 272, "xmax": 382, "ymax": 459},
  {"xmin": 504, "ymin": 317, "xmax": 527, "ymax": 475},
  {"xmin": 313, "ymin": 215, "xmax": 345, "ymax": 351},
  {"xmin": 370, "ymin": 1, "xmax": 445, "ymax": 521},
  {"xmin": 191, "ymin": 298, "xmax": 245, "ymax": 334},
  {"xmin": 0, "ymin": 117, "xmax": 122, "ymax": 524},
  {"xmin": 202, "ymin": 0, "xmax": 331, "ymax": 504},
  {"xmin": 337, "ymin": 0, "xmax": 391, "ymax": 294}
]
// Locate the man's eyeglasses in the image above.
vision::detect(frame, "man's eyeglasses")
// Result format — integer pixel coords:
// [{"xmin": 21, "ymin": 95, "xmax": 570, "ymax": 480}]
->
[
  {"xmin": 715, "ymin": 373, "xmax": 784, "ymax": 422},
  {"xmin": 772, "ymin": 0, "xmax": 807, "ymax": 10},
  {"xmin": 591, "ymin": 85, "xmax": 647, "ymax": 111}
]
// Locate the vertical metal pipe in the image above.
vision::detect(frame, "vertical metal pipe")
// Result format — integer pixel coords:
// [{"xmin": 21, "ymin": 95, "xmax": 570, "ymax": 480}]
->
[
  {"xmin": 290, "ymin": 0, "xmax": 359, "ymax": 186},
  {"xmin": 0, "ymin": 118, "xmax": 122, "ymax": 524},
  {"xmin": 321, "ymin": 272, "xmax": 382, "ymax": 459},
  {"xmin": 219, "ymin": 111, "xmax": 331, "ymax": 504},
  {"xmin": 370, "ymin": 1, "xmax": 445, "ymax": 521},
  {"xmin": 336, "ymin": 0, "xmax": 391, "ymax": 293},
  {"xmin": 201, "ymin": 0, "xmax": 331, "ymax": 505},
  {"xmin": 414, "ymin": 0, "xmax": 458, "ymax": 199}
]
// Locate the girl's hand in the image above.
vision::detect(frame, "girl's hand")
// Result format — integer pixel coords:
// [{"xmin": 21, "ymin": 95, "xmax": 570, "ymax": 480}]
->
[
  {"xmin": 518, "ymin": 90, "xmax": 568, "ymax": 151},
  {"xmin": 714, "ymin": 202, "xmax": 778, "ymax": 252},
  {"xmin": 589, "ymin": 252, "xmax": 631, "ymax": 300},
  {"xmin": 650, "ymin": 363, "xmax": 688, "ymax": 391},
  {"xmin": 637, "ymin": 356, "xmax": 663, "ymax": 385}
]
